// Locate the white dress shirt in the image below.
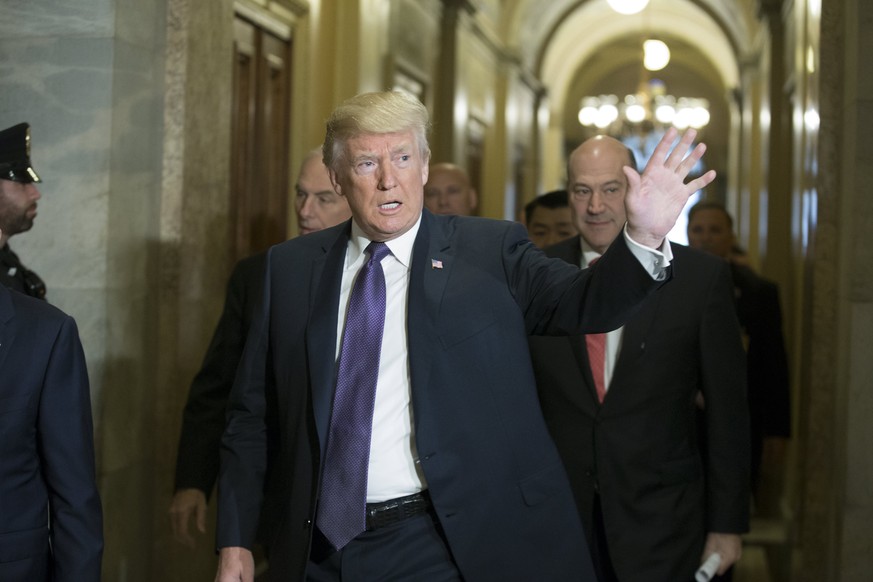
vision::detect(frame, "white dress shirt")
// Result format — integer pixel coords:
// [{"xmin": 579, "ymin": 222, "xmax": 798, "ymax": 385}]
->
[
  {"xmin": 336, "ymin": 217, "xmax": 670, "ymax": 500},
  {"xmin": 337, "ymin": 217, "xmax": 426, "ymax": 502}
]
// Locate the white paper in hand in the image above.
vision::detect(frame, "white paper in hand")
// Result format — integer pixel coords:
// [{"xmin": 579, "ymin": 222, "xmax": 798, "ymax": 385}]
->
[{"xmin": 695, "ymin": 553, "xmax": 722, "ymax": 582}]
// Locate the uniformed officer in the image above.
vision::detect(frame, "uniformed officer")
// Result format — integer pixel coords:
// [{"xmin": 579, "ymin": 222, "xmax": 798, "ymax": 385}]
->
[{"xmin": 0, "ymin": 122, "xmax": 46, "ymax": 299}]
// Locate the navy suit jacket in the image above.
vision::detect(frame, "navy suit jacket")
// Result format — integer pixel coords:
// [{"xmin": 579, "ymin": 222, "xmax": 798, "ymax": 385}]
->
[
  {"xmin": 530, "ymin": 236, "xmax": 750, "ymax": 582},
  {"xmin": 0, "ymin": 286, "xmax": 103, "ymax": 581},
  {"xmin": 217, "ymin": 211, "xmax": 663, "ymax": 581}
]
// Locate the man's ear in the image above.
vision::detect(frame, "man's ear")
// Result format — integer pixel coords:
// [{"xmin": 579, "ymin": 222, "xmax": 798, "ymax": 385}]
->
[
  {"xmin": 470, "ymin": 188, "xmax": 479, "ymax": 211},
  {"xmin": 328, "ymin": 168, "xmax": 343, "ymax": 196},
  {"xmin": 421, "ymin": 157, "xmax": 430, "ymax": 185}
]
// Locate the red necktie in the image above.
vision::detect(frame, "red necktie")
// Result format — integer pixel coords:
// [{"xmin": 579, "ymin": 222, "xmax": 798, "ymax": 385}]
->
[
  {"xmin": 585, "ymin": 257, "xmax": 607, "ymax": 403},
  {"xmin": 586, "ymin": 333, "xmax": 607, "ymax": 403}
]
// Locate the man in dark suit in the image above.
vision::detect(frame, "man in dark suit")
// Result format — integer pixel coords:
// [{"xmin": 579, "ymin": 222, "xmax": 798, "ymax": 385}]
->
[
  {"xmin": 214, "ymin": 91, "xmax": 716, "ymax": 582},
  {"xmin": 687, "ymin": 201, "xmax": 791, "ymax": 494},
  {"xmin": 0, "ymin": 234, "xmax": 103, "ymax": 581},
  {"xmin": 169, "ymin": 149, "xmax": 350, "ymax": 548},
  {"xmin": 529, "ymin": 135, "xmax": 750, "ymax": 581}
]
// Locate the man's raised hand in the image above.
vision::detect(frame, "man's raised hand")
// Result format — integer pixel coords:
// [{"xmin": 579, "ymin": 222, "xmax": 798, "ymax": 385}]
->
[{"xmin": 624, "ymin": 127, "xmax": 717, "ymax": 249}]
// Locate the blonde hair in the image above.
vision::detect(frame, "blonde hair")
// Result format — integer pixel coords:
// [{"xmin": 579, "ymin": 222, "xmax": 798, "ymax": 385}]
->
[{"xmin": 323, "ymin": 91, "xmax": 431, "ymax": 171}]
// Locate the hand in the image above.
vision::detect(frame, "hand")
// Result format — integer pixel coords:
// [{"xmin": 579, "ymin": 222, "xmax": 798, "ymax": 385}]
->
[
  {"xmin": 624, "ymin": 127, "xmax": 717, "ymax": 248},
  {"xmin": 701, "ymin": 532, "xmax": 742, "ymax": 575},
  {"xmin": 169, "ymin": 488, "xmax": 208, "ymax": 548},
  {"xmin": 215, "ymin": 547, "xmax": 255, "ymax": 582}
]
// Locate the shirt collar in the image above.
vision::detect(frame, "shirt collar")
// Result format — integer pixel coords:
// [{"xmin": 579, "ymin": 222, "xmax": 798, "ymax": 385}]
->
[
  {"xmin": 578, "ymin": 237, "xmax": 602, "ymax": 268},
  {"xmin": 347, "ymin": 214, "xmax": 422, "ymax": 270}
]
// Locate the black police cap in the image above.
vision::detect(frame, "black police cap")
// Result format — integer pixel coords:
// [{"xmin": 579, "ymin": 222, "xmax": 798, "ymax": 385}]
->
[{"xmin": 0, "ymin": 123, "xmax": 42, "ymax": 183}]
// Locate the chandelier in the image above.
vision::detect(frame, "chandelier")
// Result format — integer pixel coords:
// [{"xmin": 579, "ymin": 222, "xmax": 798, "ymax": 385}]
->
[
  {"xmin": 578, "ymin": 34, "xmax": 710, "ymax": 134},
  {"xmin": 577, "ymin": 79, "xmax": 711, "ymax": 133}
]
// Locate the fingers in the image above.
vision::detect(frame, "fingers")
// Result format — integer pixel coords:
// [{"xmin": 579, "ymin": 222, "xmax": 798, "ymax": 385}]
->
[
  {"xmin": 685, "ymin": 169, "xmax": 718, "ymax": 193},
  {"xmin": 649, "ymin": 127, "xmax": 708, "ymax": 180},
  {"xmin": 701, "ymin": 533, "xmax": 743, "ymax": 574},
  {"xmin": 622, "ymin": 164, "xmax": 641, "ymax": 196},
  {"xmin": 169, "ymin": 489, "xmax": 209, "ymax": 548},
  {"xmin": 663, "ymin": 128, "xmax": 699, "ymax": 171},
  {"xmin": 197, "ymin": 497, "xmax": 208, "ymax": 533},
  {"xmin": 171, "ymin": 507, "xmax": 196, "ymax": 548},
  {"xmin": 647, "ymin": 126, "xmax": 679, "ymax": 169}
]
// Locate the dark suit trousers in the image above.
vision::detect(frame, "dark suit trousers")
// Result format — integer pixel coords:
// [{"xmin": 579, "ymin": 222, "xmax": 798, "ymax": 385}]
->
[{"xmin": 306, "ymin": 512, "xmax": 461, "ymax": 582}]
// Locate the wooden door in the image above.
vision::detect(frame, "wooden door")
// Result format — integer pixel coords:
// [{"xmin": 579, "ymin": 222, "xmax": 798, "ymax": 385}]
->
[{"xmin": 230, "ymin": 15, "xmax": 292, "ymax": 263}]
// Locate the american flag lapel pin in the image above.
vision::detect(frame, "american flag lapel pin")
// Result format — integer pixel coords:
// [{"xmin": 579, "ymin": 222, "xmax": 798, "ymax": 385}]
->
[{"xmin": 431, "ymin": 258, "xmax": 443, "ymax": 270}]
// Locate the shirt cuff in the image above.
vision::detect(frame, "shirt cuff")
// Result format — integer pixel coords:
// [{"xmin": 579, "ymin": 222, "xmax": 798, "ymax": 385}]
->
[{"xmin": 622, "ymin": 224, "xmax": 672, "ymax": 281}]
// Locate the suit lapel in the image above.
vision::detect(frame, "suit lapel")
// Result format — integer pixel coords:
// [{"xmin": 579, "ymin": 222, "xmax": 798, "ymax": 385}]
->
[
  {"xmin": 609, "ymin": 285, "xmax": 660, "ymax": 396},
  {"xmin": 306, "ymin": 224, "xmax": 351, "ymax": 453}
]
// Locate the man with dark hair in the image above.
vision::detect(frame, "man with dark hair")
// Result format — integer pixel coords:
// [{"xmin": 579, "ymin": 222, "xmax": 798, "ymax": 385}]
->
[
  {"xmin": 687, "ymin": 200, "xmax": 791, "ymax": 493},
  {"xmin": 530, "ymin": 135, "xmax": 749, "ymax": 581},
  {"xmin": 214, "ymin": 91, "xmax": 716, "ymax": 582},
  {"xmin": 524, "ymin": 190, "xmax": 575, "ymax": 248},
  {"xmin": 0, "ymin": 123, "xmax": 46, "ymax": 299}
]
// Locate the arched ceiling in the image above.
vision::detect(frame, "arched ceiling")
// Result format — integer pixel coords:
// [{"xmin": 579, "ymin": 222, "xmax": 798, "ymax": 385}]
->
[
  {"xmin": 492, "ymin": 0, "xmax": 765, "ymax": 182},
  {"xmin": 537, "ymin": 0, "xmax": 740, "ymax": 119}
]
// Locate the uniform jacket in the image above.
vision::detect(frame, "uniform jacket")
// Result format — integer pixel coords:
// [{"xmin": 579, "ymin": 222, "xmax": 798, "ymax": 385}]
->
[
  {"xmin": 217, "ymin": 211, "xmax": 665, "ymax": 582},
  {"xmin": 0, "ymin": 285, "xmax": 103, "ymax": 581},
  {"xmin": 529, "ymin": 236, "xmax": 750, "ymax": 582},
  {"xmin": 0, "ymin": 244, "xmax": 46, "ymax": 300}
]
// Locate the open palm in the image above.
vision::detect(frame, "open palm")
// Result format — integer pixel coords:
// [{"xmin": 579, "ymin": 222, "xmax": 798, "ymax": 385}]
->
[{"xmin": 624, "ymin": 127, "xmax": 717, "ymax": 249}]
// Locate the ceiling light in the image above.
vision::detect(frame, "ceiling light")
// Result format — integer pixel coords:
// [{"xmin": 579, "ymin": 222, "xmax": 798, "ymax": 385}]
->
[
  {"xmin": 643, "ymin": 39, "xmax": 670, "ymax": 71},
  {"xmin": 606, "ymin": 0, "xmax": 650, "ymax": 16}
]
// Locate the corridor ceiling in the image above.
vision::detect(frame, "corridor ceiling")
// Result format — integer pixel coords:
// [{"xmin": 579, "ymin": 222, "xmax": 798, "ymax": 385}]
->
[{"xmin": 496, "ymin": 0, "xmax": 764, "ymax": 170}]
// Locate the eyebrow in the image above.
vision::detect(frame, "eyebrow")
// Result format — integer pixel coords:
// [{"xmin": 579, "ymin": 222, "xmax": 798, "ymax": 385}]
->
[
  {"xmin": 350, "ymin": 142, "xmax": 414, "ymax": 164},
  {"xmin": 296, "ymin": 185, "xmax": 337, "ymax": 196}
]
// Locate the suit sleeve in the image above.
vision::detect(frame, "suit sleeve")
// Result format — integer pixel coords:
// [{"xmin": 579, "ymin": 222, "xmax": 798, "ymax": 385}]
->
[
  {"xmin": 753, "ymin": 282, "xmax": 791, "ymax": 438},
  {"xmin": 173, "ymin": 260, "xmax": 254, "ymax": 497},
  {"xmin": 216, "ymin": 253, "xmax": 273, "ymax": 550},
  {"xmin": 38, "ymin": 316, "xmax": 104, "ymax": 581},
  {"xmin": 505, "ymin": 223, "xmax": 665, "ymax": 336},
  {"xmin": 699, "ymin": 260, "xmax": 751, "ymax": 533}
]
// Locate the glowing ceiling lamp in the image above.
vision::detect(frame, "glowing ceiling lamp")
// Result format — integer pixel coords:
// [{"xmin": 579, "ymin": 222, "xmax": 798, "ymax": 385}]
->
[
  {"xmin": 606, "ymin": 0, "xmax": 650, "ymax": 16},
  {"xmin": 643, "ymin": 39, "xmax": 670, "ymax": 71}
]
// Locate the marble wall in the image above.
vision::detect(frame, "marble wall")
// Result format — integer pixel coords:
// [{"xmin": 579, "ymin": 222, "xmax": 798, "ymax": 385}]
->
[{"xmin": 1, "ymin": 0, "xmax": 235, "ymax": 580}]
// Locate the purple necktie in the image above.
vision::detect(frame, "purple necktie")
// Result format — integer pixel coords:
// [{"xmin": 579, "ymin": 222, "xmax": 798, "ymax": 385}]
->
[{"xmin": 317, "ymin": 241, "xmax": 391, "ymax": 550}]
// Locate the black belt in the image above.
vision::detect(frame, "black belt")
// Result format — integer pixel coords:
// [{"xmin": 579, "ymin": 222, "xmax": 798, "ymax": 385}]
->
[{"xmin": 365, "ymin": 491, "xmax": 432, "ymax": 530}]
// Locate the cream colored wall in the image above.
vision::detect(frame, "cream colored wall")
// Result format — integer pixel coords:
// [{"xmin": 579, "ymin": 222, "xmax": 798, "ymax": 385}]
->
[{"xmin": 797, "ymin": 0, "xmax": 873, "ymax": 579}]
